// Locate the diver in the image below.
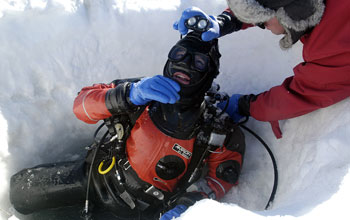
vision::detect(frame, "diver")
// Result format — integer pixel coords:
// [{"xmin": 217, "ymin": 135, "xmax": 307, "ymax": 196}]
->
[{"xmin": 10, "ymin": 31, "xmax": 246, "ymax": 220}]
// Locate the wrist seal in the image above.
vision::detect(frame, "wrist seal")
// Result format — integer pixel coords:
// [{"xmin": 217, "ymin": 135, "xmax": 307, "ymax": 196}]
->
[
  {"xmin": 105, "ymin": 82, "xmax": 137, "ymax": 114},
  {"xmin": 217, "ymin": 11, "xmax": 243, "ymax": 37}
]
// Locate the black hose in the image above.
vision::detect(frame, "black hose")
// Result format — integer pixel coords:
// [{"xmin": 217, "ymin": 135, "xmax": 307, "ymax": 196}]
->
[
  {"xmin": 219, "ymin": 94, "xmax": 278, "ymax": 209},
  {"xmin": 94, "ymin": 122, "xmax": 106, "ymax": 143},
  {"xmin": 216, "ymin": 95, "xmax": 229, "ymax": 118},
  {"xmin": 239, "ymin": 124, "xmax": 278, "ymax": 210},
  {"xmin": 83, "ymin": 123, "xmax": 108, "ymax": 216}
]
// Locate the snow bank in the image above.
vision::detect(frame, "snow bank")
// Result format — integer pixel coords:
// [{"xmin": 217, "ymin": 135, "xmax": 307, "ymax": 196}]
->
[{"xmin": 1, "ymin": 0, "xmax": 349, "ymax": 220}]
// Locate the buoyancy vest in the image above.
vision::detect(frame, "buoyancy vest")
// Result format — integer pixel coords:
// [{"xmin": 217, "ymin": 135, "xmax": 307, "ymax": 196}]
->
[{"xmin": 126, "ymin": 107, "xmax": 196, "ymax": 192}]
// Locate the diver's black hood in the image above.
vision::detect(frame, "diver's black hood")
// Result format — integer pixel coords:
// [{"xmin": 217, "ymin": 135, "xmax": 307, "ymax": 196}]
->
[
  {"xmin": 163, "ymin": 32, "xmax": 221, "ymax": 106},
  {"xmin": 149, "ymin": 32, "xmax": 222, "ymax": 139}
]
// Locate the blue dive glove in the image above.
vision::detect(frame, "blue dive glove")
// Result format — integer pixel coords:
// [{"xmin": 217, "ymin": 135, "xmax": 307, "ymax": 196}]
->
[
  {"xmin": 129, "ymin": 75, "xmax": 180, "ymax": 105},
  {"xmin": 173, "ymin": 6, "xmax": 220, "ymax": 41},
  {"xmin": 160, "ymin": 205, "xmax": 188, "ymax": 220},
  {"xmin": 217, "ymin": 94, "xmax": 244, "ymax": 123}
]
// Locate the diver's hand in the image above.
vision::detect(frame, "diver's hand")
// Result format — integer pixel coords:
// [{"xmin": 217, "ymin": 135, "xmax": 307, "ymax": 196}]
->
[
  {"xmin": 217, "ymin": 94, "xmax": 244, "ymax": 123},
  {"xmin": 129, "ymin": 75, "xmax": 180, "ymax": 105},
  {"xmin": 173, "ymin": 6, "xmax": 220, "ymax": 41}
]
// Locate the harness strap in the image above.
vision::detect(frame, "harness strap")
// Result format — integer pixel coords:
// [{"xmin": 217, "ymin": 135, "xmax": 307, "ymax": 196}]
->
[
  {"xmin": 118, "ymin": 158, "xmax": 165, "ymax": 201},
  {"xmin": 166, "ymin": 103, "xmax": 231, "ymax": 207},
  {"xmin": 166, "ymin": 127, "xmax": 212, "ymax": 206}
]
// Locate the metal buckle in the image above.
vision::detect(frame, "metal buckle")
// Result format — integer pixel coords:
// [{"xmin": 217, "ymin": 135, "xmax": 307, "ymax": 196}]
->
[
  {"xmin": 144, "ymin": 185, "xmax": 164, "ymax": 200},
  {"xmin": 122, "ymin": 160, "xmax": 131, "ymax": 170}
]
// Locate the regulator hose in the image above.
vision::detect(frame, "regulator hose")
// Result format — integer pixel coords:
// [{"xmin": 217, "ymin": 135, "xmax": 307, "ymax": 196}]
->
[
  {"xmin": 239, "ymin": 122, "xmax": 278, "ymax": 210},
  {"xmin": 221, "ymin": 95, "xmax": 278, "ymax": 210},
  {"xmin": 83, "ymin": 122, "xmax": 108, "ymax": 217}
]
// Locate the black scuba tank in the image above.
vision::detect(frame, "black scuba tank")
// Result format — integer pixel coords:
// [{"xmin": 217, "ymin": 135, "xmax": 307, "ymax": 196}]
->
[{"xmin": 10, "ymin": 160, "xmax": 87, "ymax": 215}]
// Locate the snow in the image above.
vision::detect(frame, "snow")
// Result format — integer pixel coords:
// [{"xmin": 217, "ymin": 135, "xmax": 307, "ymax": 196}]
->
[{"xmin": 0, "ymin": 0, "xmax": 349, "ymax": 219}]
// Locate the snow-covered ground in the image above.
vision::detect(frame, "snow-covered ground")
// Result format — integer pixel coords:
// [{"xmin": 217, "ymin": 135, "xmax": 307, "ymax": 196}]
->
[{"xmin": 0, "ymin": 0, "xmax": 349, "ymax": 219}]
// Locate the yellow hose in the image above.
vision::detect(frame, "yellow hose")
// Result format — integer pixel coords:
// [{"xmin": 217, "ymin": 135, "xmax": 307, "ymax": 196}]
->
[{"xmin": 98, "ymin": 156, "xmax": 116, "ymax": 175}]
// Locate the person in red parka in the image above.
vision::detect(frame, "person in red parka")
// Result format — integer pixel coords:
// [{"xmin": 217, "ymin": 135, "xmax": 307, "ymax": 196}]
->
[{"xmin": 174, "ymin": 0, "xmax": 350, "ymax": 138}]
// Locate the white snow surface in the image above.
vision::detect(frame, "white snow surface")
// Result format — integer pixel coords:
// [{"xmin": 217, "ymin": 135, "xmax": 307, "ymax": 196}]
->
[{"xmin": 0, "ymin": 0, "xmax": 349, "ymax": 219}]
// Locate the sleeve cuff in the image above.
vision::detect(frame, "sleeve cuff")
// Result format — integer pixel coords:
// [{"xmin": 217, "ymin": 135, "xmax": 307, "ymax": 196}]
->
[
  {"xmin": 105, "ymin": 82, "xmax": 138, "ymax": 114},
  {"xmin": 238, "ymin": 94, "xmax": 258, "ymax": 116}
]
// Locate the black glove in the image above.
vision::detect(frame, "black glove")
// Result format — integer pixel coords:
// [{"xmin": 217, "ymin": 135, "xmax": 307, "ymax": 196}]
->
[
  {"xmin": 237, "ymin": 94, "xmax": 258, "ymax": 117},
  {"xmin": 216, "ymin": 11, "xmax": 243, "ymax": 37}
]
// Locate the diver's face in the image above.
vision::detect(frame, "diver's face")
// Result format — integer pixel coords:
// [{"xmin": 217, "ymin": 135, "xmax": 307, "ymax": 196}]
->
[{"xmin": 165, "ymin": 44, "xmax": 211, "ymax": 86}]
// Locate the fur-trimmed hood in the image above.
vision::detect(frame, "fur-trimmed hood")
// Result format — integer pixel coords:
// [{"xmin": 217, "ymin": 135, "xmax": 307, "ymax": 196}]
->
[{"xmin": 226, "ymin": 0, "xmax": 326, "ymax": 49}]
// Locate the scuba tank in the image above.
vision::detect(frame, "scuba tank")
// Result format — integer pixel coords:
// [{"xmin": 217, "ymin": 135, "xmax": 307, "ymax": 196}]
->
[{"xmin": 10, "ymin": 160, "xmax": 87, "ymax": 215}]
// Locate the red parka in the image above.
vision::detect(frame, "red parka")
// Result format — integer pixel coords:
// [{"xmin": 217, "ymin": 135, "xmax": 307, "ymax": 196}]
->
[{"xmin": 237, "ymin": 0, "xmax": 350, "ymax": 138}]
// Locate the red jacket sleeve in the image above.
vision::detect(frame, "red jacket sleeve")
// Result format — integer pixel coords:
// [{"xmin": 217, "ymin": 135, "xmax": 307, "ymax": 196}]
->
[
  {"xmin": 250, "ymin": 61, "xmax": 350, "ymax": 122},
  {"xmin": 73, "ymin": 83, "xmax": 115, "ymax": 124},
  {"xmin": 206, "ymin": 146, "xmax": 243, "ymax": 199}
]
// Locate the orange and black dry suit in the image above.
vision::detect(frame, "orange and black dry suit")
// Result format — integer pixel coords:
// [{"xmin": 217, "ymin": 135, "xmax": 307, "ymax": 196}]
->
[{"xmin": 73, "ymin": 78, "xmax": 246, "ymax": 218}]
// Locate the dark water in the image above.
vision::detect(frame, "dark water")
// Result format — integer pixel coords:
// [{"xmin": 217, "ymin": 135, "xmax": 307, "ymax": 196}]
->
[
  {"xmin": 14, "ymin": 205, "xmax": 129, "ymax": 220},
  {"xmin": 13, "ymin": 205, "xmax": 160, "ymax": 220}
]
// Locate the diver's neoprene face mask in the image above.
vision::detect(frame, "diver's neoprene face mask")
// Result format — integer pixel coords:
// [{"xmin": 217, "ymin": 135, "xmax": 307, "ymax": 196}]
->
[
  {"xmin": 168, "ymin": 45, "xmax": 210, "ymax": 73},
  {"xmin": 164, "ymin": 51, "xmax": 212, "ymax": 88},
  {"xmin": 164, "ymin": 38, "xmax": 218, "ymax": 87},
  {"xmin": 163, "ymin": 32, "xmax": 221, "ymax": 104}
]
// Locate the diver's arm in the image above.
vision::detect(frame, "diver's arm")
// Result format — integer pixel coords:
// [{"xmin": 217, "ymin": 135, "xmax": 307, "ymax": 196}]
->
[
  {"xmin": 204, "ymin": 146, "xmax": 243, "ymax": 199},
  {"xmin": 73, "ymin": 78, "xmax": 140, "ymax": 124},
  {"xmin": 217, "ymin": 8, "xmax": 253, "ymax": 37},
  {"xmin": 187, "ymin": 147, "xmax": 243, "ymax": 200},
  {"xmin": 217, "ymin": 9, "xmax": 243, "ymax": 37},
  {"xmin": 189, "ymin": 127, "xmax": 245, "ymax": 200}
]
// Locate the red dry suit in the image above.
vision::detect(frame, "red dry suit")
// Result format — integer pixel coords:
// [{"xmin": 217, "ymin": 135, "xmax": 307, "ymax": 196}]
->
[{"xmin": 73, "ymin": 79, "xmax": 245, "ymax": 200}]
